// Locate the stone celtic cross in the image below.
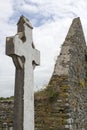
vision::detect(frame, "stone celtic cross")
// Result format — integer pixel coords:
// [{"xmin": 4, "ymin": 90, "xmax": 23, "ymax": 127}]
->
[{"xmin": 6, "ymin": 16, "xmax": 40, "ymax": 130}]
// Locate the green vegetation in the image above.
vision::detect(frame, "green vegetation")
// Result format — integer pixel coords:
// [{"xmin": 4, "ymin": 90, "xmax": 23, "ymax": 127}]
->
[
  {"xmin": 79, "ymin": 80, "xmax": 85, "ymax": 88},
  {"xmin": 0, "ymin": 96, "xmax": 14, "ymax": 101}
]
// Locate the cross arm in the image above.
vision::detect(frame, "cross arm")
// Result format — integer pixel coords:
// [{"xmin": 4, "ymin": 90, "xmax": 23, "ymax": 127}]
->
[
  {"xmin": 6, "ymin": 32, "xmax": 25, "ymax": 57},
  {"xmin": 6, "ymin": 36, "xmax": 15, "ymax": 56}
]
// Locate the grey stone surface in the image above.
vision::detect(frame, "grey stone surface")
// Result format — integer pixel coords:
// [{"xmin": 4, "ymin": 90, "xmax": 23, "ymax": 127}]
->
[
  {"xmin": 6, "ymin": 16, "xmax": 40, "ymax": 130},
  {"xmin": 35, "ymin": 17, "xmax": 87, "ymax": 130},
  {"xmin": 53, "ymin": 17, "xmax": 87, "ymax": 130}
]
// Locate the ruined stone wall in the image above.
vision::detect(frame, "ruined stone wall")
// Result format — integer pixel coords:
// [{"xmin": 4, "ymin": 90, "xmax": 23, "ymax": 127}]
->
[
  {"xmin": 0, "ymin": 99, "xmax": 13, "ymax": 128},
  {"xmin": 35, "ymin": 75, "xmax": 70, "ymax": 130},
  {"xmin": 35, "ymin": 18, "xmax": 87, "ymax": 130},
  {"xmin": 67, "ymin": 18, "xmax": 87, "ymax": 130}
]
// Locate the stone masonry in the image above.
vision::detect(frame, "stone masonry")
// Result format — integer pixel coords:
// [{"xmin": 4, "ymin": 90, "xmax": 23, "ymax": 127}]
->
[{"xmin": 35, "ymin": 17, "xmax": 87, "ymax": 130}]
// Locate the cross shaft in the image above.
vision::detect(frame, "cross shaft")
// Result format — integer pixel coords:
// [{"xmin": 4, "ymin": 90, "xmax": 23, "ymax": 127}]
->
[{"xmin": 6, "ymin": 16, "xmax": 40, "ymax": 130}]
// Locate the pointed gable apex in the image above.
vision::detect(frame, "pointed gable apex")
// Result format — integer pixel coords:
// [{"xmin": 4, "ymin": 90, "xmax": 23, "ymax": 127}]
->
[{"xmin": 64, "ymin": 17, "xmax": 86, "ymax": 46}]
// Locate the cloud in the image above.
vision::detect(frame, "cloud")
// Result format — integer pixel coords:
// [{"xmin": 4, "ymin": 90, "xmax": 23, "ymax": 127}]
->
[
  {"xmin": 0, "ymin": 0, "xmax": 87, "ymax": 96},
  {"xmin": 0, "ymin": 54, "xmax": 15, "ymax": 97},
  {"xmin": 0, "ymin": 0, "xmax": 16, "ymax": 97},
  {"xmin": 0, "ymin": 0, "xmax": 13, "ymax": 19},
  {"xmin": 11, "ymin": 0, "xmax": 87, "ymax": 28}
]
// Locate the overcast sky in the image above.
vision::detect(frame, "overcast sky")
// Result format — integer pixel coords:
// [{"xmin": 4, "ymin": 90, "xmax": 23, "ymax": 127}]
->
[{"xmin": 0, "ymin": 0, "xmax": 87, "ymax": 97}]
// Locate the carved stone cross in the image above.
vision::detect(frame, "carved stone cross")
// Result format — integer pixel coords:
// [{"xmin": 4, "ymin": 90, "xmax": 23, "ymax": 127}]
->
[{"xmin": 6, "ymin": 16, "xmax": 40, "ymax": 130}]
